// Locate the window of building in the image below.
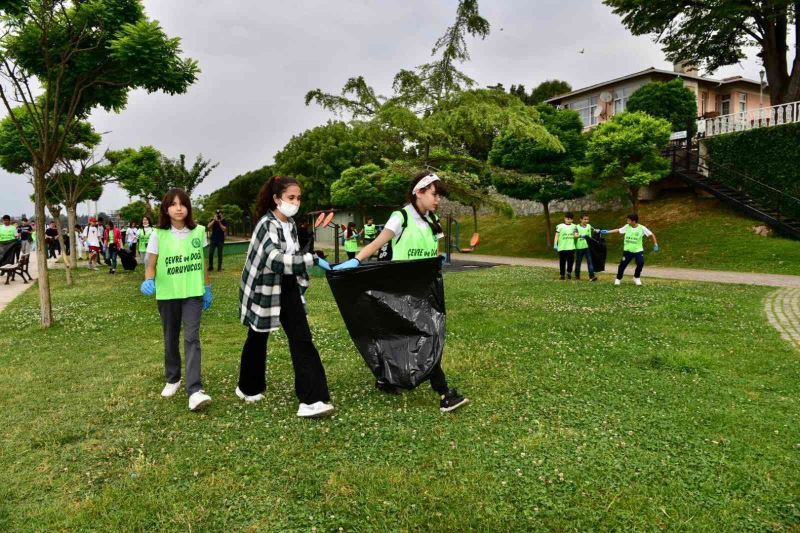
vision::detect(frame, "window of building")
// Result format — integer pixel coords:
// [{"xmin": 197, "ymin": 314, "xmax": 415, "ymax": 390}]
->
[
  {"xmin": 739, "ymin": 92, "xmax": 747, "ymax": 113},
  {"xmin": 721, "ymin": 95, "xmax": 731, "ymax": 115},
  {"xmin": 700, "ymin": 91, "xmax": 708, "ymax": 115}
]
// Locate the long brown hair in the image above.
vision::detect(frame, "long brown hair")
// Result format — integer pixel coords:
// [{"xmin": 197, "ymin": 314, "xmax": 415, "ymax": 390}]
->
[
  {"xmin": 158, "ymin": 188, "xmax": 196, "ymax": 230},
  {"xmin": 409, "ymin": 171, "xmax": 446, "ymax": 235},
  {"xmin": 255, "ymin": 176, "xmax": 301, "ymax": 219}
]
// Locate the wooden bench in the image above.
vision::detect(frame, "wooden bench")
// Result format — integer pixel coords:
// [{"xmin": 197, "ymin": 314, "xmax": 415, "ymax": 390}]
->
[{"xmin": 1, "ymin": 253, "xmax": 32, "ymax": 285}]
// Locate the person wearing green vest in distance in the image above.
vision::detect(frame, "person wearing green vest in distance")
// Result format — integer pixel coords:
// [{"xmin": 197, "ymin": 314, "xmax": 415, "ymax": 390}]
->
[
  {"xmin": 574, "ymin": 213, "xmax": 598, "ymax": 282},
  {"xmin": 136, "ymin": 216, "xmax": 154, "ymax": 268},
  {"xmin": 333, "ymin": 171, "xmax": 469, "ymax": 413},
  {"xmin": 140, "ymin": 189, "xmax": 213, "ymax": 412},
  {"xmin": 362, "ymin": 217, "xmax": 377, "ymax": 244},
  {"xmin": 553, "ymin": 212, "xmax": 577, "ymax": 280},
  {"xmin": 236, "ymin": 176, "xmax": 335, "ymax": 418},
  {"xmin": 343, "ymin": 222, "xmax": 360, "ymax": 260},
  {"xmin": 599, "ymin": 213, "xmax": 659, "ymax": 286},
  {"xmin": 0, "ymin": 214, "xmax": 18, "ymax": 244}
]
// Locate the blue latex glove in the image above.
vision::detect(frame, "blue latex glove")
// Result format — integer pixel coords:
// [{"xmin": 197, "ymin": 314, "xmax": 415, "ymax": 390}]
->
[
  {"xmin": 333, "ymin": 258, "xmax": 360, "ymax": 271},
  {"xmin": 553, "ymin": 244, "xmax": 559, "ymax": 252},
  {"xmin": 439, "ymin": 254, "xmax": 447, "ymax": 266},
  {"xmin": 599, "ymin": 229, "xmax": 609, "ymax": 236},
  {"xmin": 202, "ymin": 285, "xmax": 212, "ymax": 311},
  {"xmin": 653, "ymin": 244, "xmax": 660, "ymax": 252},
  {"xmin": 316, "ymin": 257, "xmax": 331, "ymax": 271},
  {"xmin": 140, "ymin": 278, "xmax": 155, "ymax": 296}
]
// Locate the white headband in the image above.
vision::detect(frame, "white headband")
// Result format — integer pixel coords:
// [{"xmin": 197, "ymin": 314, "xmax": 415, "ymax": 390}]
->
[{"xmin": 413, "ymin": 173, "xmax": 441, "ymax": 193}]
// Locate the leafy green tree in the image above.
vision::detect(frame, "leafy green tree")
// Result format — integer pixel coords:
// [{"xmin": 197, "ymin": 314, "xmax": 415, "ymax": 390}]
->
[
  {"xmin": 219, "ymin": 204, "xmax": 244, "ymax": 234},
  {"xmin": 330, "ymin": 164, "xmax": 408, "ymax": 218},
  {"xmin": 490, "ymin": 104, "xmax": 587, "ymax": 244},
  {"xmin": 0, "ymin": 1, "xmax": 198, "ymax": 326},
  {"xmin": 604, "ymin": 0, "xmax": 799, "ymax": 104},
  {"xmin": 204, "ymin": 165, "xmax": 272, "ymax": 220},
  {"xmin": 626, "ymin": 78, "xmax": 698, "ymax": 135},
  {"xmin": 574, "ymin": 111, "xmax": 672, "ymax": 215},
  {"xmin": 529, "ymin": 80, "xmax": 572, "ymax": 104},
  {"xmin": 118, "ymin": 201, "xmax": 148, "ymax": 225},
  {"xmin": 160, "ymin": 153, "xmax": 218, "ymax": 196},
  {"xmin": 108, "ymin": 146, "xmax": 165, "ymax": 216}
]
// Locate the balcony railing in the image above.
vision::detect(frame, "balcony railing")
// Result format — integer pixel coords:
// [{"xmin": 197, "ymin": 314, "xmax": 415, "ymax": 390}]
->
[{"xmin": 698, "ymin": 100, "xmax": 800, "ymax": 137}]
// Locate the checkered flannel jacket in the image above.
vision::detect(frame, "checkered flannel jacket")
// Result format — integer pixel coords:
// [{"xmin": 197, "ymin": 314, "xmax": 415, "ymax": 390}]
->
[{"xmin": 239, "ymin": 211, "xmax": 315, "ymax": 332}]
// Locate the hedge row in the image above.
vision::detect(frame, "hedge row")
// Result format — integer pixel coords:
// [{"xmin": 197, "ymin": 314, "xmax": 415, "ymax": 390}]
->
[{"xmin": 703, "ymin": 122, "xmax": 800, "ymax": 219}]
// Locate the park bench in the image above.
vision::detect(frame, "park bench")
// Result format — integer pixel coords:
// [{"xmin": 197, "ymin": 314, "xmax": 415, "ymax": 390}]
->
[{"xmin": 1, "ymin": 253, "xmax": 32, "ymax": 285}]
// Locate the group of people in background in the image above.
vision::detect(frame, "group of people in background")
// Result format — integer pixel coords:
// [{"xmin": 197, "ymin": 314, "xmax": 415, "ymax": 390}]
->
[
  {"xmin": 554, "ymin": 211, "xmax": 659, "ymax": 285},
  {"xmin": 0, "ymin": 215, "xmax": 34, "ymax": 265},
  {"xmin": 342, "ymin": 217, "xmax": 378, "ymax": 259}
]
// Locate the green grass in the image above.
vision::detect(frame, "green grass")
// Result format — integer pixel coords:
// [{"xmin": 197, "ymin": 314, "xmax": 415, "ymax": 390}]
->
[
  {"xmin": 457, "ymin": 193, "xmax": 800, "ymax": 275},
  {"xmin": 2, "ymin": 257, "xmax": 799, "ymax": 530}
]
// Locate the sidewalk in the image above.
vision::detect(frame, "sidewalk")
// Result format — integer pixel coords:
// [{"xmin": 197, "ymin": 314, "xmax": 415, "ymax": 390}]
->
[
  {"xmin": 0, "ymin": 250, "xmax": 40, "ymax": 313},
  {"xmin": 451, "ymin": 253, "xmax": 800, "ymax": 288}
]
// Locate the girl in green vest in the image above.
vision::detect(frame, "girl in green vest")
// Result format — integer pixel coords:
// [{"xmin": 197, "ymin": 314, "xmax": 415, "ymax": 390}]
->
[
  {"xmin": 137, "ymin": 216, "xmax": 154, "ymax": 268},
  {"xmin": 600, "ymin": 213, "xmax": 659, "ymax": 286},
  {"xmin": 343, "ymin": 222, "xmax": 360, "ymax": 259},
  {"xmin": 237, "ymin": 176, "xmax": 335, "ymax": 418},
  {"xmin": 553, "ymin": 212, "xmax": 577, "ymax": 280},
  {"xmin": 574, "ymin": 213, "xmax": 598, "ymax": 282},
  {"xmin": 140, "ymin": 189, "xmax": 213, "ymax": 412},
  {"xmin": 363, "ymin": 217, "xmax": 377, "ymax": 244},
  {"xmin": 333, "ymin": 171, "xmax": 469, "ymax": 413}
]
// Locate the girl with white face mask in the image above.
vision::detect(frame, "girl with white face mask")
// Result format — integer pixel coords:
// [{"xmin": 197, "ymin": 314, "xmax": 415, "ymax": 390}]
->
[{"xmin": 236, "ymin": 176, "xmax": 335, "ymax": 418}]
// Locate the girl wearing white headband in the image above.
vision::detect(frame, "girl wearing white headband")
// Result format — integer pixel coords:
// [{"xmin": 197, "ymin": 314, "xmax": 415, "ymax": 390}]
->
[{"xmin": 334, "ymin": 171, "xmax": 469, "ymax": 412}]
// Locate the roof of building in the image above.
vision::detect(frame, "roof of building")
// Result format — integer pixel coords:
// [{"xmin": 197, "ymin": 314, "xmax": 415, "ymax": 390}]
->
[{"xmin": 546, "ymin": 67, "xmax": 764, "ymax": 103}]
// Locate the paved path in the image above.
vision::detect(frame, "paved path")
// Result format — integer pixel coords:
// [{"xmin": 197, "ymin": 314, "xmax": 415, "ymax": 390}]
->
[
  {"xmin": 764, "ymin": 288, "xmax": 800, "ymax": 350},
  {"xmin": 451, "ymin": 253, "xmax": 800, "ymax": 288},
  {"xmin": 0, "ymin": 250, "xmax": 40, "ymax": 314}
]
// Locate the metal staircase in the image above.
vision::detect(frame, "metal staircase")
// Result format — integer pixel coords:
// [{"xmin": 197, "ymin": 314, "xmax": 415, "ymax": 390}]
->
[{"xmin": 668, "ymin": 147, "xmax": 800, "ymax": 239}]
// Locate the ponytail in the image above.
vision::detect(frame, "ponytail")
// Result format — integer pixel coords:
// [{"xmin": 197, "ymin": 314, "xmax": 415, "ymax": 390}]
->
[{"xmin": 255, "ymin": 176, "xmax": 300, "ymax": 219}]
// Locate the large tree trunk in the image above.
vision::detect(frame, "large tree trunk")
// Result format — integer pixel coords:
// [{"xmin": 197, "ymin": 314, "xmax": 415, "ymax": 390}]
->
[
  {"xmin": 543, "ymin": 201, "xmax": 553, "ymax": 247},
  {"xmin": 762, "ymin": 7, "xmax": 800, "ymax": 105},
  {"xmin": 33, "ymin": 167, "xmax": 53, "ymax": 327},
  {"xmin": 629, "ymin": 186, "xmax": 641, "ymax": 215},
  {"xmin": 67, "ymin": 203, "xmax": 78, "ymax": 268}
]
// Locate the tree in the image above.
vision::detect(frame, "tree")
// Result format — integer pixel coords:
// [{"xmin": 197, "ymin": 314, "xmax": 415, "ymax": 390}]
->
[
  {"xmin": 528, "ymin": 80, "xmax": 572, "ymax": 105},
  {"xmin": 490, "ymin": 104, "xmax": 587, "ymax": 244},
  {"xmin": 626, "ymin": 78, "xmax": 698, "ymax": 135},
  {"xmin": 0, "ymin": 1, "xmax": 198, "ymax": 326},
  {"xmin": 330, "ymin": 163, "xmax": 408, "ymax": 218},
  {"xmin": 118, "ymin": 201, "xmax": 148, "ymax": 225},
  {"xmin": 574, "ymin": 111, "xmax": 672, "ymax": 215},
  {"xmin": 160, "ymin": 153, "xmax": 218, "ymax": 196},
  {"xmin": 604, "ymin": 0, "xmax": 800, "ymax": 105},
  {"xmin": 203, "ymin": 165, "xmax": 272, "ymax": 220},
  {"xmin": 108, "ymin": 146, "xmax": 165, "ymax": 216}
]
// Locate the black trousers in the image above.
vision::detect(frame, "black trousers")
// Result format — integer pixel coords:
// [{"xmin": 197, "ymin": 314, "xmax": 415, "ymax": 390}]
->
[
  {"xmin": 575, "ymin": 248, "xmax": 594, "ymax": 278},
  {"xmin": 238, "ymin": 275, "xmax": 331, "ymax": 404},
  {"xmin": 428, "ymin": 363, "xmax": 449, "ymax": 395},
  {"xmin": 208, "ymin": 241, "xmax": 224, "ymax": 270},
  {"xmin": 558, "ymin": 250, "xmax": 575, "ymax": 276},
  {"xmin": 617, "ymin": 251, "xmax": 645, "ymax": 279}
]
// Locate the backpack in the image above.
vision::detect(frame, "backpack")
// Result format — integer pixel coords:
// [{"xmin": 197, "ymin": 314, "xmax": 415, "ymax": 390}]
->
[{"xmin": 377, "ymin": 209, "xmax": 439, "ymax": 262}]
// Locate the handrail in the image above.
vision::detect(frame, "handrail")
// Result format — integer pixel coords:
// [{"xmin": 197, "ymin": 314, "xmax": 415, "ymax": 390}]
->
[
  {"xmin": 698, "ymin": 100, "xmax": 800, "ymax": 138},
  {"xmin": 696, "ymin": 153, "xmax": 800, "ymax": 204}
]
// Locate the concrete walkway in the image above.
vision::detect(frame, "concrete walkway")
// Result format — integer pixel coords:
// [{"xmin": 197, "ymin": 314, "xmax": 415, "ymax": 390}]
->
[
  {"xmin": 764, "ymin": 288, "xmax": 800, "ymax": 350},
  {"xmin": 0, "ymin": 250, "xmax": 40, "ymax": 313},
  {"xmin": 451, "ymin": 253, "xmax": 800, "ymax": 288}
]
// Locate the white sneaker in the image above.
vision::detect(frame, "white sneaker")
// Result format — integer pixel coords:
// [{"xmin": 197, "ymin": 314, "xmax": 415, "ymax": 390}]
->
[
  {"xmin": 160, "ymin": 380, "xmax": 181, "ymax": 398},
  {"xmin": 235, "ymin": 386, "xmax": 264, "ymax": 403},
  {"xmin": 614, "ymin": 278, "xmax": 621, "ymax": 286},
  {"xmin": 634, "ymin": 277, "xmax": 642, "ymax": 286},
  {"xmin": 296, "ymin": 401, "xmax": 335, "ymax": 418},
  {"xmin": 188, "ymin": 390, "xmax": 212, "ymax": 411}
]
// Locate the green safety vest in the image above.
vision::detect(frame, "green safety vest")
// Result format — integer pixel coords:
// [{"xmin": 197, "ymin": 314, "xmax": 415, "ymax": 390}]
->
[
  {"xmin": 0, "ymin": 224, "xmax": 17, "ymax": 242},
  {"xmin": 623, "ymin": 224, "xmax": 645, "ymax": 253},
  {"xmin": 137, "ymin": 227, "xmax": 153, "ymax": 252},
  {"xmin": 363, "ymin": 224, "xmax": 377, "ymax": 239},
  {"xmin": 575, "ymin": 224, "xmax": 592, "ymax": 250},
  {"xmin": 154, "ymin": 226, "xmax": 205, "ymax": 300},
  {"xmin": 344, "ymin": 232, "xmax": 359, "ymax": 253},
  {"xmin": 391, "ymin": 206, "xmax": 439, "ymax": 261},
  {"xmin": 556, "ymin": 223, "xmax": 577, "ymax": 252}
]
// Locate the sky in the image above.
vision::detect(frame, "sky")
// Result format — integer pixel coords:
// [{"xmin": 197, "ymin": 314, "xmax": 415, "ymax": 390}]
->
[{"xmin": 1, "ymin": 0, "xmax": 767, "ymax": 218}]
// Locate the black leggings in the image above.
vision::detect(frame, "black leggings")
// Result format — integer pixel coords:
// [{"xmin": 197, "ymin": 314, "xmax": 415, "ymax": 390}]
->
[
  {"xmin": 238, "ymin": 275, "xmax": 330, "ymax": 404},
  {"xmin": 558, "ymin": 250, "xmax": 575, "ymax": 276},
  {"xmin": 617, "ymin": 251, "xmax": 645, "ymax": 279}
]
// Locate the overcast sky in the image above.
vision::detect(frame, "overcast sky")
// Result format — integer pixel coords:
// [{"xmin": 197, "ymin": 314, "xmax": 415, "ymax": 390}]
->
[{"xmin": 1, "ymin": 0, "xmax": 766, "ymax": 218}]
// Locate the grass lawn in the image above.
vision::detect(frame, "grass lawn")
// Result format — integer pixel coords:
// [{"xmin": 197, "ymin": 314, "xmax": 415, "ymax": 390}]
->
[
  {"xmin": 1, "ymin": 255, "xmax": 799, "ymax": 530},
  {"xmin": 457, "ymin": 193, "xmax": 800, "ymax": 275}
]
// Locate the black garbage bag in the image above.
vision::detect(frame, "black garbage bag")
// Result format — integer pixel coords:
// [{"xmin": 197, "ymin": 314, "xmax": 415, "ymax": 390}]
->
[
  {"xmin": 587, "ymin": 234, "xmax": 607, "ymax": 273},
  {"xmin": 118, "ymin": 248, "xmax": 138, "ymax": 271},
  {"xmin": 0, "ymin": 240, "xmax": 19, "ymax": 267},
  {"xmin": 325, "ymin": 257, "xmax": 445, "ymax": 389}
]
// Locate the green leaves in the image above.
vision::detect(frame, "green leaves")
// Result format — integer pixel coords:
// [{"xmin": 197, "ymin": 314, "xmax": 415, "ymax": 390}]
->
[
  {"xmin": 330, "ymin": 163, "xmax": 408, "ymax": 212},
  {"xmin": 626, "ymin": 79, "xmax": 698, "ymax": 135}
]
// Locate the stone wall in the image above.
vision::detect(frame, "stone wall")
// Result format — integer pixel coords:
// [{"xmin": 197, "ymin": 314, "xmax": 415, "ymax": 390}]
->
[{"xmin": 438, "ymin": 192, "xmax": 622, "ymax": 218}]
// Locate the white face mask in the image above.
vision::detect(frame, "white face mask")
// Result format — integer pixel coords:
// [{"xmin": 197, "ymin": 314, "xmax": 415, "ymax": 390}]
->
[
  {"xmin": 143, "ymin": 222, "xmax": 149, "ymax": 228},
  {"xmin": 277, "ymin": 200, "xmax": 299, "ymax": 218}
]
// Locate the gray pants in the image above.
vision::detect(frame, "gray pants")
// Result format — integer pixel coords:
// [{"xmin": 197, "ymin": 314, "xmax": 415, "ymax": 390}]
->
[
  {"xmin": 157, "ymin": 297, "xmax": 203, "ymax": 395},
  {"xmin": 20, "ymin": 240, "xmax": 31, "ymax": 255}
]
